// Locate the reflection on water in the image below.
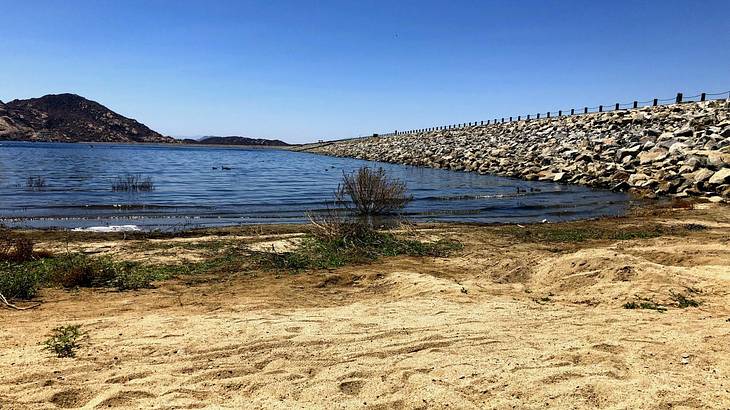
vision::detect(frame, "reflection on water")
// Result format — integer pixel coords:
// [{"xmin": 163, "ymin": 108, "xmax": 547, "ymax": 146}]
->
[{"xmin": 0, "ymin": 141, "xmax": 630, "ymax": 230}]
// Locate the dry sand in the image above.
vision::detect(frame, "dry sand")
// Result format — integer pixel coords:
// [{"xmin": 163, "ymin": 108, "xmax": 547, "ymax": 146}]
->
[{"xmin": 1, "ymin": 205, "xmax": 730, "ymax": 409}]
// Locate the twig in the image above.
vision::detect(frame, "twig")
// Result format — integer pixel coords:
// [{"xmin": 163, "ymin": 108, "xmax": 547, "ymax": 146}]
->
[{"xmin": 0, "ymin": 292, "xmax": 40, "ymax": 310}]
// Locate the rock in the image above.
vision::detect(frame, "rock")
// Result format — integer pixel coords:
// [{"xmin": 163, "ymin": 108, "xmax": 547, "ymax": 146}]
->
[
  {"xmin": 638, "ymin": 148, "xmax": 669, "ymax": 165},
  {"xmin": 668, "ymin": 142, "xmax": 688, "ymax": 155},
  {"xmin": 674, "ymin": 127, "xmax": 694, "ymax": 137},
  {"xmin": 709, "ymin": 169, "xmax": 730, "ymax": 185},
  {"xmin": 690, "ymin": 168, "xmax": 715, "ymax": 183}
]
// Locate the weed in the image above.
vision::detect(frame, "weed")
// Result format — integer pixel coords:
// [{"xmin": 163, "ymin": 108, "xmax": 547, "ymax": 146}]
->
[
  {"xmin": 39, "ymin": 253, "xmax": 159, "ymax": 290},
  {"xmin": 42, "ymin": 325, "xmax": 86, "ymax": 358},
  {"xmin": 111, "ymin": 173, "xmax": 154, "ymax": 192},
  {"xmin": 669, "ymin": 290, "xmax": 701, "ymax": 308}
]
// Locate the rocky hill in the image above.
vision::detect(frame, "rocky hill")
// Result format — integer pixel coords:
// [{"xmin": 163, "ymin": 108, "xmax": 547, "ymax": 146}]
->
[
  {"xmin": 192, "ymin": 136, "xmax": 289, "ymax": 146},
  {"xmin": 309, "ymin": 100, "xmax": 730, "ymax": 201},
  {"xmin": 0, "ymin": 94, "xmax": 175, "ymax": 143}
]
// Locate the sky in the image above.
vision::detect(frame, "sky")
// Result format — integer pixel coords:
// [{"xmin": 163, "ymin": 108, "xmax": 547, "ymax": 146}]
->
[{"xmin": 1, "ymin": 0, "xmax": 729, "ymax": 143}]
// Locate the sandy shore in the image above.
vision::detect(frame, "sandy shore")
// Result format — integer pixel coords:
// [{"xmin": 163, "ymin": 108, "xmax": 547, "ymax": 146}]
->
[{"xmin": 1, "ymin": 204, "xmax": 729, "ymax": 409}]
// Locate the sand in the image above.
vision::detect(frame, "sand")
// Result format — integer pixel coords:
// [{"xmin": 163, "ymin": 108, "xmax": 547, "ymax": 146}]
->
[{"xmin": 1, "ymin": 205, "xmax": 729, "ymax": 409}]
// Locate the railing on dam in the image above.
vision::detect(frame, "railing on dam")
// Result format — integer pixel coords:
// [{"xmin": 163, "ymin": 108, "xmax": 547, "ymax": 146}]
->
[{"xmin": 364, "ymin": 90, "xmax": 730, "ymax": 139}]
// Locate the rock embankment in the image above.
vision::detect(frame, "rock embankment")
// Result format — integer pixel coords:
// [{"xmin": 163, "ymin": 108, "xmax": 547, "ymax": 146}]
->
[{"xmin": 310, "ymin": 100, "xmax": 730, "ymax": 201}]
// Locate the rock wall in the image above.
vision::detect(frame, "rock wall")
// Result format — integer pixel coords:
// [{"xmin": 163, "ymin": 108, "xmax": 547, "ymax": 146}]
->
[{"xmin": 310, "ymin": 100, "xmax": 730, "ymax": 202}]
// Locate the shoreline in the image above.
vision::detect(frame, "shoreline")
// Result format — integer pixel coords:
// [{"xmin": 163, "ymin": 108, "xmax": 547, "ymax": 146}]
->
[{"xmin": 1, "ymin": 202, "xmax": 729, "ymax": 408}]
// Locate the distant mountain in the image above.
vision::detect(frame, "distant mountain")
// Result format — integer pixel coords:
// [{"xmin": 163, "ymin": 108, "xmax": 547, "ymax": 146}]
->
[
  {"xmin": 193, "ymin": 136, "xmax": 290, "ymax": 146},
  {"xmin": 0, "ymin": 93, "xmax": 175, "ymax": 143}
]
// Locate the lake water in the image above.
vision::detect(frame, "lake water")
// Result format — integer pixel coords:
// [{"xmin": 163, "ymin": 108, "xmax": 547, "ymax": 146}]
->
[{"xmin": 0, "ymin": 141, "xmax": 630, "ymax": 230}]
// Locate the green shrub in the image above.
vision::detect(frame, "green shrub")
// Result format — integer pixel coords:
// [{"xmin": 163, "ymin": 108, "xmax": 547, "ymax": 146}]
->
[
  {"xmin": 0, "ymin": 262, "xmax": 42, "ymax": 299},
  {"xmin": 42, "ymin": 325, "xmax": 86, "ymax": 358}
]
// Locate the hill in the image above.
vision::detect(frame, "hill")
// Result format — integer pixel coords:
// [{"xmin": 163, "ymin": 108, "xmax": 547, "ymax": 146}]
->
[
  {"xmin": 193, "ymin": 136, "xmax": 289, "ymax": 146},
  {"xmin": 0, "ymin": 93, "xmax": 175, "ymax": 143}
]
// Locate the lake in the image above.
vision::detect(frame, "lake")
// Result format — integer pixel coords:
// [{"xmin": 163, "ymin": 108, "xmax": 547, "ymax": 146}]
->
[{"xmin": 0, "ymin": 141, "xmax": 630, "ymax": 230}]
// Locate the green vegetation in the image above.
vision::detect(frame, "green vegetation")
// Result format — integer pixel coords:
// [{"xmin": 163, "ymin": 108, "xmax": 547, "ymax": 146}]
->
[
  {"xmin": 623, "ymin": 297, "xmax": 667, "ymax": 312},
  {"xmin": 42, "ymin": 325, "xmax": 86, "ymax": 358},
  {"xmin": 1, "ymin": 253, "xmax": 167, "ymax": 301},
  {"xmin": 254, "ymin": 230, "xmax": 462, "ymax": 272}
]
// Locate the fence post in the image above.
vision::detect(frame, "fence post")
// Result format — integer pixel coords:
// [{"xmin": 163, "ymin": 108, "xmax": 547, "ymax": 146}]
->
[
  {"xmin": 570, "ymin": 108, "xmax": 574, "ymax": 115},
  {"xmin": 518, "ymin": 115, "xmax": 521, "ymax": 121},
  {"xmin": 537, "ymin": 113, "xmax": 540, "ymax": 119},
  {"xmin": 558, "ymin": 110, "xmax": 562, "ymax": 117},
  {"xmin": 615, "ymin": 103, "xmax": 619, "ymax": 110},
  {"xmin": 653, "ymin": 98, "xmax": 658, "ymax": 106},
  {"xmin": 527, "ymin": 114, "xmax": 530, "ymax": 120},
  {"xmin": 599, "ymin": 105, "xmax": 603, "ymax": 112},
  {"xmin": 547, "ymin": 112, "xmax": 550, "ymax": 118},
  {"xmin": 480, "ymin": 121, "xmax": 484, "ymax": 125},
  {"xmin": 700, "ymin": 93, "xmax": 706, "ymax": 102},
  {"xmin": 584, "ymin": 107, "xmax": 588, "ymax": 114},
  {"xmin": 509, "ymin": 116, "xmax": 512, "ymax": 122},
  {"xmin": 633, "ymin": 101, "xmax": 638, "ymax": 108},
  {"xmin": 676, "ymin": 93, "xmax": 683, "ymax": 103}
]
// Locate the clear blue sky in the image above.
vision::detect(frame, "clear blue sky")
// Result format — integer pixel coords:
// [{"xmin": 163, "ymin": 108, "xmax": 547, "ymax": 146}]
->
[{"xmin": 1, "ymin": 0, "xmax": 728, "ymax": 143}]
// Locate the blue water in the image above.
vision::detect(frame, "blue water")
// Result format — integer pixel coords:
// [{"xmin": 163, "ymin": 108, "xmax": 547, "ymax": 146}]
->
[{"xmin": 0, "ymin": 141, "xmax": 630, "ymax": 230}]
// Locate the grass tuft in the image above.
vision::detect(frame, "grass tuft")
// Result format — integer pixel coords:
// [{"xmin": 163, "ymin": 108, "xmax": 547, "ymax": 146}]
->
[{"xmin": 42, "ymin": 325, "xmax": 86, "ymax": 358}]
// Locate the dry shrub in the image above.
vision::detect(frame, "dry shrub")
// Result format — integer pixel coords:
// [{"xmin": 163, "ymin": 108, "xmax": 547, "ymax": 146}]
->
[
  {"xmin": 0, "ymin": 233, "xmax": 34, "ymax": 262},
  {"xmin": 336, "ymin": 167, "xmax": 412, "ymax": 215}
]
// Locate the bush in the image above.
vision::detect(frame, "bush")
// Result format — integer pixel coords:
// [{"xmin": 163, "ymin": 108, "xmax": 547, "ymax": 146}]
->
[
  {"xmin": 112, "ymin": 173, "xmax": 154, "ymax": 192},
  {"xmin": 42, "ymin": 325, "xmax": 86, "ymax": 358},
  {"xmin": 0, "ymin": 262, "xmax": 42, "ymax": 299},
  {"xmin": 42, "ymin": 254, "xmax": 156, "ymax": 290},
  {"xmin": 336, "ymin": 167, "xmax": 412, "ymax": 215},
  {"xmin": 0, "ymin": 235, "xmax": 34, "ymax": 262}
]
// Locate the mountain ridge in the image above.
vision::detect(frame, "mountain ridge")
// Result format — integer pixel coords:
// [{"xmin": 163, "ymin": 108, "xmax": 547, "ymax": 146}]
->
[{"xmin": 0, "ymin": 93, "xmax": 175, "ymax": 143}]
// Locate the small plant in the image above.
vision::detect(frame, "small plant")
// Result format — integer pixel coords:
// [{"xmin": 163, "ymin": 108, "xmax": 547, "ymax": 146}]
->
[
  {"xmin": 111, "ymin": 173, "xmax": 155, "ymax": 192},
  {"xmin": 669, "ymin": 290, "xmax": 701, "ymax": 308},
  {"xmin": 26, "ymin": 176, "xmax": 47, "ymax": 191},
  {"xmin": 336, "ymin": 167, "xmax": 412, "ymax": 215},
  {"xmin": 42, "ymin": 325, "xmax": 86, "ymax": 358},
  {"xmin": 623, "ymin": 297, "xmax": 667, "ymax": 312}
]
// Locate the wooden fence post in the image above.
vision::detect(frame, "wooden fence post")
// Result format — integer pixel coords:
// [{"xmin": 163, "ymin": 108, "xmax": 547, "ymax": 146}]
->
[
  {"xmin": 558, "ymin": 110, "xmax": 562, "ymax": 116},
  {"xmin": 570, "ymin": 108, "xmax": 574, "ymax": 115},
  {"xmin": 653, "ymin": 99, "xmax": 658, "ymax": 106},
  {"xmin": 615, "ymin": 103, "xmax": 619, "ymax": 110},
  {"xmin": 518, "ymin": 115, "xmax": 521, "ymax": 121},
  {"xmin": 700, "ymin": 93, "xmax": 706, "ymax": 102},
  {"xmin": 599, "ymin": 105, "xmax": 603, "ymax": 112},
  {"xmin": 537, "ymin": 113, "xmax": 540, "ymax": 119},
  {"xmin": 676, "ymin": 93, "xmax": 683, "ymax": 103},
  {"xmin": 527, "ymin": 114, "xmax": 530, "ymax": 120},
  {"xmin": 584, "ymin": 107, "xmax": 588, "ymax": 114},
  {"xmin": 547, "ymin": 112, "xmax": 550, "ymax": 118},
  {"xmin": 633, "ymin": 101, "xmax": 638, "ymax": 108}
]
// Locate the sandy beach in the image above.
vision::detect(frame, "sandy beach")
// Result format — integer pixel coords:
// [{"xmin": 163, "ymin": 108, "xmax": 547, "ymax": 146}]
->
[{"xmin": 1, "ymin": 203, "xmax": 729, "ymax": 409}]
